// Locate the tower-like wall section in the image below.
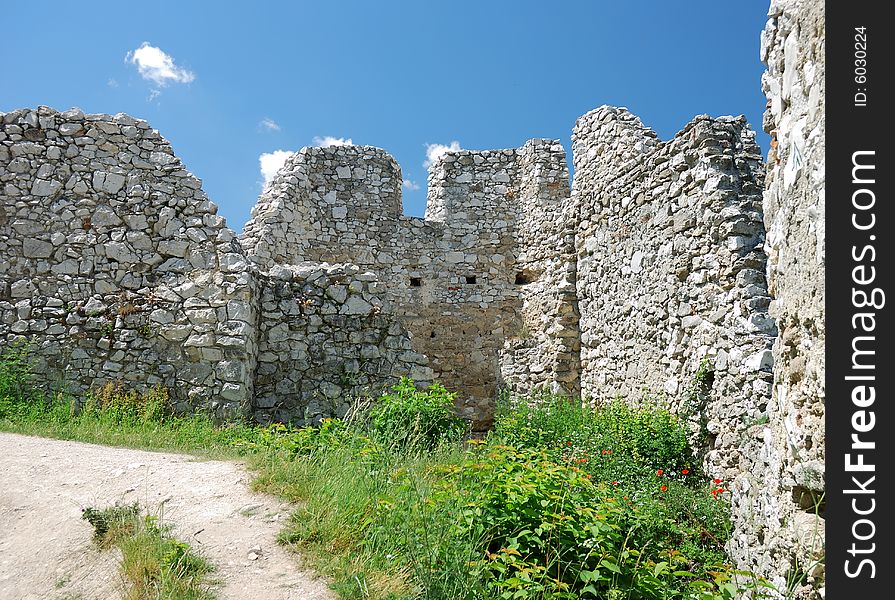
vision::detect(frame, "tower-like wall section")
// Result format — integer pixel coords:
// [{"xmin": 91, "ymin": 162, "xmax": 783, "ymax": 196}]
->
[
  {"xmin": 498, "ymin": 140, "xmax": 580, "ymax": 398},
  {"xmin": 572, "ymin": 107, "xmax": 777, "ymax": 564}
]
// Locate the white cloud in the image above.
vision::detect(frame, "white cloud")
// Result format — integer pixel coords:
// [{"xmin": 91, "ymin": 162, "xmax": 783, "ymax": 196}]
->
[
  {"xmin": 259, "ymin": 118, "xmax": 280, "ymax": 132},
  {"xmin": 423, "ymin": 141, "xmax": 461, "ymax": 168},
  {"xmin": 312, "ymin": 135, "xmax": 353, "ymax": 148},
  {"xmin": 126, "ymin": 42, "xmax": 196, "ymax": 86},
  {"xmin": 402, "ymin": 179, "xmax": 421, "ymax": 191},
  {"xmin": 259, "ymin": 150, "xmax": 295, "ymax": 185},
  {"xmin": 147, "ymin": 89, "xmax": 161, "ymax": 102},
  {"xmin": 107, "ymin": 78, "xmax": 119, "ymax": 88}
]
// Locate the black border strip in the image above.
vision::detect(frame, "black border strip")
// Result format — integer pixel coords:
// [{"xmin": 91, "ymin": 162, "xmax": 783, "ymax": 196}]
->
[{"xmin": 827, "ymin": 0, "xmax": 893, "ymax": 594}]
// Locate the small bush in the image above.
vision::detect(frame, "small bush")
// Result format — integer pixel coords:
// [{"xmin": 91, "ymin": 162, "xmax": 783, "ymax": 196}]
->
[
  {"xmin": 82, "ymin": 503, "xmax": 215, "ymax": 600},
  {"xmin": 82, "ymin": 503, "xmax": 140, "ymax": 547},
  {"xmin": 374, "ymin": 442, "xmax": 743, "ymax": 599},
  {"xmin": 367, "ymin": 377, "xmax": 467, "ymax": 450}
]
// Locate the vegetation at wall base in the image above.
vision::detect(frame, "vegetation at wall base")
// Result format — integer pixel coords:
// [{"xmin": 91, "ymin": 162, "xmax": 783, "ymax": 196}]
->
[{"xmin": 1, "ymin": 346, "xmax": 771, "ymax": 599}]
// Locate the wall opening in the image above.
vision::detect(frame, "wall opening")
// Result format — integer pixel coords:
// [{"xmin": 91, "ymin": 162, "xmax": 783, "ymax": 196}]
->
[
  {"xmin": 410, "ymin": 277, "xmax": 422, "ymax": 287},
  {"xmin": 465, "ymin": 276, "xmax": 477, "ymax": 284},
  {"xmin": 514, "ymin": 269, "xmax": 539, "ymax": 285}
]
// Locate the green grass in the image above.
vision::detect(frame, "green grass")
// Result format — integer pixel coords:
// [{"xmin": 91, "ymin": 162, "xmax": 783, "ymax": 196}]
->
[
  {"xmin": 82, "ymin": 503, "xmax": 215, "ymax": 600},
  {"xmin": 1, "ymin": 345, "xmax": 772, "ymax": 600},
  {"xmin": 0, "ymin": 385, "xmax": 257, "ymax": 460}
]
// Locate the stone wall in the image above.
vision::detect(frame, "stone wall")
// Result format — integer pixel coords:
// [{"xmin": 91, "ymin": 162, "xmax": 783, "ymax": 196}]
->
[
  {"xmin": 571, "ymin": 107, "xmax": 782, "ymax": 578},
  {"xmin": 730, "ymin": 0, "xmax": 825, "ymax": 596},
  {"xmin": 572, "ymin": 106, "xmax": 773, "ymax": 442},
  {"xmin": 0, "ymin": 106, "xmax": 257, "ymax": 418},
  {"xmin": 0, "ymin": 107, "xmax": 430, "ymax": 424},
  {"xmin": 497, "ymin": 140, "xmax": 580, "ymax": 399},
  {"xmin": 241, "ymin": 141, "xmax": 575, "ymax": 427},
  {"xmin": 253, "ymin": 262, "xmax": 432, "ymax": 425}
]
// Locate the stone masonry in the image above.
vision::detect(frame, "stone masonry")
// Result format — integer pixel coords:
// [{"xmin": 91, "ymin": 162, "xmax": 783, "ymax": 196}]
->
[
  {"xmin": 2, "ymin": 1, "xmax": 825, "ymax": 586},
  {"xmin": 0, "ymin": 107, "xmax": 431, "ymax": 423},
  {"xmin": 241, "ymin": 141, "xmax": 577, "ymax": 427},
  {"xmin": 253, "ymin": 262, "xmax": 431, "ymax": 425},
  {"xmin": 727, "ymin": 0, "xmax": 825, "ymax": 597},
  {"xmin": 0, "ymin": 107, "xmax": 257, "ymax": 418},
  {"xmin": 572, "ymin": 105, "xmax": 777, "ymax": 478}
]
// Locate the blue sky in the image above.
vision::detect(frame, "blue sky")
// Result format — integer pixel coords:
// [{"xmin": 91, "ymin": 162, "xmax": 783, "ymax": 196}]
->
[{"xmin": 1, "ymin": 1, "xmax": 770, "ymax": 230}]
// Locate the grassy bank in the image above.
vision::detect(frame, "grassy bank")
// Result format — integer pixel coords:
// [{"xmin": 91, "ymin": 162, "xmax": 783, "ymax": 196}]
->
[{"xmin": 1, "ymin": 344, "xmax": 767, "ymax": 599}]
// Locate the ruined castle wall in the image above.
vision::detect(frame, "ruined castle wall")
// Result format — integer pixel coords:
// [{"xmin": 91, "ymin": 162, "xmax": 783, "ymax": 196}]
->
[
  {"xmin": 498, "ymin": 140, "xmax": 580, "ymax": 398},
  {"xmin": 572, "ymin": 106, "xmax": 775, "ymax": 479},
  {"xmin": 0, "ymin": 107, "xmax": 257, "ymax": 418},
  {"xmin": 253, "ymin": 262, "xmax": 432, "ymax": 425},
  {"xmin": 0, "ymin": 109, "xmax": 431, "ymax": 426},
  {"xmin": 240, "ymin": 143, "xmax": 575, "ymax": 426},
  {"xmin": 727, "ymin": 0, "xmax": 826, "ymax": 595}
]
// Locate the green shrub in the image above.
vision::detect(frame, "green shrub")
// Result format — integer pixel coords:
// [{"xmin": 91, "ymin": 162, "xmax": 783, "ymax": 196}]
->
[
  {"xmin": 374, "ymin": 442, "xmax": 744, "ymax": 599},
  {"xmin": 598, "ymin": 400, "xmax": 692, "ymax": 473},
  {"xmin": 494, "ymin": 394, "xmax": 696, "ymax": 477},
  {"xmin": 367, "ymin": 377, "xmax": 467, "ymax": 450},
  {"xmin": 0, "ymin": 342, "xmax": 40, "ymax": 417}
]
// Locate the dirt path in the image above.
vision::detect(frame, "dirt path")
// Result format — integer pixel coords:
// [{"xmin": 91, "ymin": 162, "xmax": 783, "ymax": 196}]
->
[{"xmin": 0, "ymin": 432, "xmax": 336, "ymax": 600}]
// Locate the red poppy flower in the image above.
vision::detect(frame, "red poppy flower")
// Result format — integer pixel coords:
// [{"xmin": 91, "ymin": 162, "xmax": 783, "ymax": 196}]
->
[
  {"xmin": 660, "ymin": 485, "xmax": 668, "ymax": 491},
  {"xmin": 656, "ymin": 469, "xmax": 663, "ymax": 476},
  {"xmin": 612, "ymin": 481, "xmax": 619, "ymax": 485},
  {"xmin": 681, "ymin": 469, "xmax": 689, "ymax": 475},
  {"xmin": 713, "ymin": 478, "xmax": 722, "ymax": 484}
]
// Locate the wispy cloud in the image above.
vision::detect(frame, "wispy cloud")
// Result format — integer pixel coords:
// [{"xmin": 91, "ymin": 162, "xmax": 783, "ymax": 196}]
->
[
  {"xmin": 402, "ymin": 179, "xmax": 421, "ymax": 191},
  {"xmin": 312, "ymin": 135, "xmax": 353, "ymax": 148},
  {"xmin": 107, "ymin": 78, "xmax": 119, "ymax": 88},
  {"xmin": 259, "ymin": 150, "xmax": 295, "ymax": 185},
  {"xmin": 259, "ymin": 118, "xmax": 280, "ymax": 132},
  {"xmin": 423, "ymin": 141, "xmax": 461, "ymax": 168},
  {"xmin": 126, "ymin": 42, "xmax": 195, "ymax": 87},
  {"xmin": 148, "ymin": 89, "xmax": 161, "ymax": 102}
]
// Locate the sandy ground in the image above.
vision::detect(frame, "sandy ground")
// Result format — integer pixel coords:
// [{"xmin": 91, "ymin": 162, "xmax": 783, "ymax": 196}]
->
[{"xmin": 0, "ymin": 432, "xmax": 336, "ymax": 600}]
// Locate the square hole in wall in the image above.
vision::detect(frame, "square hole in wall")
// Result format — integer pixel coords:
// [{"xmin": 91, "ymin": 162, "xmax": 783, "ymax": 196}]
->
[
  {"xmin": 514, "ymin": 270, "xmax": 538, "ymax": 285},
  {"xmin": 410, "ymin": 277, "xmax": 422, "ymax": 287},
  {"xmin": 465, "ymin": 276, "xmax": 477, "ymax": 284}
]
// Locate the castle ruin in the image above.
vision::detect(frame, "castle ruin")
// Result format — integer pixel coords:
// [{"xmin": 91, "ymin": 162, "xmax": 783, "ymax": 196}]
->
[{"xmin": 0, "ymin": 0, "xmax": 824, "ymax": 594}]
